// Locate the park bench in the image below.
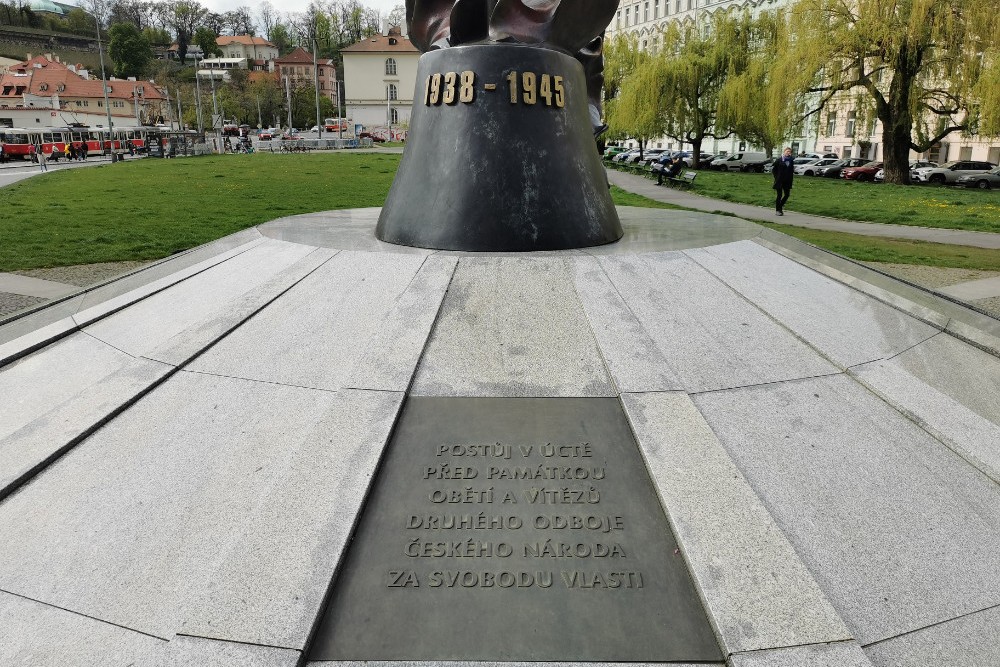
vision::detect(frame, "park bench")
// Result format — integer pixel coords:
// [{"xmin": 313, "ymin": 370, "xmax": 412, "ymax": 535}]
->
[{"xmin": 666, "ymin": 170, "xmax": 698, "ymax": 189}]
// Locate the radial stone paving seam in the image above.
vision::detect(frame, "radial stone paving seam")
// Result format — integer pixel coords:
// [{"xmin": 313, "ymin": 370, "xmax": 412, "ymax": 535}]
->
[
  {"xmin": 686, "ymin": 240, "xmax": 939, "ymax": 368},
  {"xmin": 593, "ymin": 250, "xmax": 838, "ymax": 392},
  {"xmin": 0, "ymin": 590, "xmax": 166, "ymax": 666},
  {"xmin": 727, "ymin": 641, "xmax": 874, "ymax": 667},
  {"xmin": 83, "ymin": 239, "xmax": 319, "ymax": 358},
  {"xmin": 692, "ymin": 374, "xmax": 1000, "ymax": 645},
  {"xmin": 186, "ymin": 250, "xmax": 432, "ymax": 391},
  {"xmin": 410, "ymin": 256, "xmax": 616, "ymax": 397},
  {"xmin": 850, "ymin": 359, "xmax": 1000, "ymax": 483},
  {"xmin": 161, "ymin": 635, "xmax": 301, "ymax": 667},
  {"xmin": 0, "ymin": 372, "xmax": 344, "ymax": 640},
  {"xmin": 863, "ymin": 605, "xmax": 1000, "ymax": 667},
  {"xmin": 620, "ymin": 391, "xmax": 853, "ymax": 655}
]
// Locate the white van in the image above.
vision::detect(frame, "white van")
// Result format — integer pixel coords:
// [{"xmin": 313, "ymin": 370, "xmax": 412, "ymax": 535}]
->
[{"xmin": 712, "ymin": 152, "xmax": 768, "ymax": 172}]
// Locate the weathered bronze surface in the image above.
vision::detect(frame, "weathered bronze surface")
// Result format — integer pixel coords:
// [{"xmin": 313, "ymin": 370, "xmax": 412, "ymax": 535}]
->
[
  {"xmin": 375, "ymin": 44, "xmax": 622, "ymax": 251},
  {"xmin": 309, "ymin": 398, "xmax": 723, "ymax": 662}
]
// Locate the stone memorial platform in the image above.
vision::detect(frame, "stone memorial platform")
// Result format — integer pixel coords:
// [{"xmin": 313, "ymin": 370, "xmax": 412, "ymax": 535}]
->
[{"xmin": 1, "ymin": 206, "xmax": 999, "ymax": 667}]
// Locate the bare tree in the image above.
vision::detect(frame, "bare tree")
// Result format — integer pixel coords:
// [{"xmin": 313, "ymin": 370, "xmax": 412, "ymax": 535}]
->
[{"xmin": 258, "ymin": 0, "xmax": 277, "ymax": 41}]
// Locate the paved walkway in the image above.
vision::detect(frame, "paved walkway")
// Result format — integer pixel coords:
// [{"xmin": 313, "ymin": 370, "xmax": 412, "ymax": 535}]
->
[{"xmin": 609, "ymin": 169, "xmax": 1000, "ymax": 302}]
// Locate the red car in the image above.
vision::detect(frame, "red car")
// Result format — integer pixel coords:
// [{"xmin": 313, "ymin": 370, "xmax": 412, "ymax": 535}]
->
[{"xmin": 841, "ymin": 161, "xmax": 883, "ymax": 181}]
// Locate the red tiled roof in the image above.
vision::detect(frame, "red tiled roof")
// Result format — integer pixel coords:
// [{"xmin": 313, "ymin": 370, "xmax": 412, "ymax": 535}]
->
[
  {"xmin": 0, "ymin": 55, "xmax": 166, "ymax": 102},
  {"xmin": 274, "ymin": 46, "xmax": 314, "ymax": 64},
  {"xmin": 342, "ymin": 28, "xmax": 418, "ymax": 53},
  {"xmin": 218, "ymin": 35, "xmax": 276, "ymax": 48}
]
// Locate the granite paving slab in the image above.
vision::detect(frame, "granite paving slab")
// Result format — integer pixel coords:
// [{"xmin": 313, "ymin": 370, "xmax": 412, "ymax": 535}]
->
[
  {"xmin": 178, "ymin": 388, "xmax": 403, "ymax": 649},
  {"xmin": 84, "ymin": 240, "xmax": 319, "ymax": 358},
  {"xmin": 0, "ymin": 355, "xmax": 171, "ymax": 498},
  {"xmin": 0, "ymin": 332, "xmax": 135, "ymax": 441},
  {"xmin": 144, "ymin": 248, "xmax": 337, "ymax": 367},
  {"xmin": 594, "ymin": 252, "xmax": 838, "ymax": 392},
  {"xmin": 410, "ymin": 256, "xmax": 616, "ymax": 397},
  {"xmin": 864, "ymin": 605, "xmax": 1000, "ymax": 667},
  {"xmin": 342, "ymin": 256, "xmax": 458, "ymax": 392},
  {"xmin": 728, "ymin": 641, "xmax": 874, "ymax": 667},
  {"xmin": 686, "ymin": 241, "xmax": 939, "ymax": 368},
  {"xmin": 850, "ymin": 359, "xmax": 1000, "ymax": 482},
  {"xmin": 693, "ymin": 374, "xmax": 1000, "ymax": 645},
  {"xmin": 621, "ymin": 391, "xmax": 852, "ymax": 655},
  {"xmin": 0, "ymin": 590, "xmax": 166, "ymax": 666},
  {"xmin": 0, "ymin": 294, "xmax": 85, "ymax": 364},
  {"xmin": 308, "ymin": 662, "xmax": 722, "ymax": 667},
  {"xmin": 573, "ymin": 256, "xmax": 682, "ymax": 393},
  {"xmin": 187, "ymin": 250, "xmax": 431, "ymax": 391},
  {"xmin": 161, "ymin": 635, "xmax": 300, "ymax": 666},
  {"xmin": 0, "ymin": 372, "xmax": 342, "ymax": 640},
  {"xmin": 0, "ymin": 272, "xmax": 78, "ymax": 298},
  {"xmin": 888, "ymin": 332, "xmax": 1000, "ymax": 425}
]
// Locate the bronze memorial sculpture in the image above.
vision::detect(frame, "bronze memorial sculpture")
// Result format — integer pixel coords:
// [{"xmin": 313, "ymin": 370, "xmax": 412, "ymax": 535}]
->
[{"xmin": 375, "ymin": 0, "xmax": 625, "ymax": 251}]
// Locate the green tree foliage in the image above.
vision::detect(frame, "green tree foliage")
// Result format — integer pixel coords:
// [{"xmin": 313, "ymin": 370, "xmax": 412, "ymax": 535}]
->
[
  {"xmin": 603, "ymin": 33, "xmax": 652, "ymax": 150},
  {"xmin": 774, "ymin": 0, "xmax": 1000, "ymax": 184},
  {"xmin": 170, "ymin": 0, "xmax": 207, "ymax": 64},
  {"xmin": 290, "ymin": 83, "xmax": 334, "ymax": 128},
  {"xmin": 108, "ymin": 22, "xmax": 153, "ymax": 78},
  {"xmin": 977, "ymin": 55, "xmax": 1000, "ymax": 138},
  {"xmin": 612, "ymin": 14, "xmax": 752, "ymax": 166},
  {"xmin": 716, "ymin": 12, "xmax": 788, "ymax": 158},
  {"xmin": 65, "ymin": 8, "xmax": 95, "ymax": 35},
  {"xmin": 193, "ymin": 25, "xmax": 221, "ymax": 57}
]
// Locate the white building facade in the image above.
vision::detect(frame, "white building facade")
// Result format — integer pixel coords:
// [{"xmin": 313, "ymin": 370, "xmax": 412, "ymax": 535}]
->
[
  {"xmin": 342, "ymin": 26, "xmax": 420, "ymax": 137},
  {"xmin": 607, "ymin": 0, "xmax": 999, "ymax": 162}
]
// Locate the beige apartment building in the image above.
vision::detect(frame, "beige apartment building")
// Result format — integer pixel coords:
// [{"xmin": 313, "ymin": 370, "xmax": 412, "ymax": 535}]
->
[
  {"xmin": 341, "ymin": 26, "xmax": 419, "ymax": 136},
  {"xmin": 607, "ymin": 0, "xmax": 998, "ymax": 162},
  {"xmin": 274, "ymin": 47, "xmax": 338, "ymax": 107}
]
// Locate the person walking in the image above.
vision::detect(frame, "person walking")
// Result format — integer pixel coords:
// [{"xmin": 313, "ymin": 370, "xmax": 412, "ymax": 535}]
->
[{"xmin": 772, "ymin": 147, "xmax": 794, "ymax": 215}]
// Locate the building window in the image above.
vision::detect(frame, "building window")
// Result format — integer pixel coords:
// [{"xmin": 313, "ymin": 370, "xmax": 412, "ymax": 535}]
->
[
  {"xmin": 390, "ymin": 107, "xmax": 399, "ymax": 124},
  {"xmin": 625, "ymin": 7, "xmax": 630, "ymax": 24},
  {"xmin": 644, "ymin": 1, "xmax": 649, "ymax": 20},
  {"xmin": 616, "ymin": 10, "xmax": 620, "ymax": 27},
  {"xmin": 655, "ymin": 0, "xmax": 660, "ymax": 17},
  {"xmin": 385, "ymin": 58, "xmax": 397, "ymax": 75},
  {"xmin": 826, "ymin": 111, "xmax": 837, "ymax": 136},
  {"xmin": 845, "ymin": 111, "xmax": 856, "ymax": 137},
  {"xmin": 388, "ymin": 83, "xmax": 398, "ymax": 100}
]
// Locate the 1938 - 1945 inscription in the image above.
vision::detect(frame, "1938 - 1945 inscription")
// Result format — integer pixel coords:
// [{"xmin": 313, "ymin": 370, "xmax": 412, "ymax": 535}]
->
[{"xmin": 309, "ymin": 398, "xmax": 722, "ymax": 662}]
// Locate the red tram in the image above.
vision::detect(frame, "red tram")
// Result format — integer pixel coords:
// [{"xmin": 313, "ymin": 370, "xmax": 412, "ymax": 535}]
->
[{"xmin": 0, "ymin": 126, "xmax": 149, "ymax": 160}]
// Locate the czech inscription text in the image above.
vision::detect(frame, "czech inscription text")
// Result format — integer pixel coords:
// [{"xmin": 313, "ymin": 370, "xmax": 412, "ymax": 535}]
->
[{"xmin": 388, "ymin": 438, "xmax": 643, "ymax": 591}]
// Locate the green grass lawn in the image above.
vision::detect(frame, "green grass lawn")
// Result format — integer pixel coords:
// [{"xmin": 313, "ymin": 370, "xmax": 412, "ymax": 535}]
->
[
  {"xmin": 2, "ymin": 152, "xmax": 998, "ymax": 272},
  {"xmin": 677, "ymin": 169, "xmax": 1000, "ymax": 234},
  {"xmin": 0, "ymin": 153, "xmax": 400, "ymax": 271}
]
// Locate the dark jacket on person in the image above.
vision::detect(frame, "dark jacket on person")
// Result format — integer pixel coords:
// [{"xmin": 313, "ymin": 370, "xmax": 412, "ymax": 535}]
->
[
  {"xmin": 666, "ymin": 159, "xmax": 684, "ymax": 178},
  {"xmin": 772, "ymin": 156, "xmax": 795, "ymax": 188}
]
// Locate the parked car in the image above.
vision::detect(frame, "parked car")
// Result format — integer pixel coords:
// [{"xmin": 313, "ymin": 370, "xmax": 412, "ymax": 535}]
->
[
  {"xmin": 711, "ymin": 152, "xmax": 766, "ymax": 171},
  {"xmin": 954, "ymin": 166, "xmax": 1000, "ymax": 189},
  {"xmin": 684, "ymin": 152, "xmax": 716, "ymax": 167},
  {"xmin": 603, "ymin": 146, "xmax": 627, "ymax": 159},
  {"xmin": 612, "ymin": 149, "xmax": 640, "ymax": 163},
  {"xmin": 795, "ymin": 157, "xmax": 840, "ymax": 176},
  {"xmin": 799, "ymin": 152, "xmax": 840, "ymax": 160},
  {"xmin": 258, "ymin": 128, "xmax": 279, "ymax": 140},
  {"xmin": 820, "ymin": 158, "xmax": 870, "ymax": 178},
  {"xmin": 841, "ymin": 161, "xmax": 883, "ymax": 181},
  {"xmin": 913, "ymin": 160, "xmax": 997, "ymax": 185},
  {"xmin": 359, "ymin": 131, "xmax": 386, "ymax": 143},
  {"xmin": 638, "ymin": 149, "xmax": 669, "ymax": 166},
  {"xmin": 873, "ymin": 161, "xmax": 939, "ymax": 183}
]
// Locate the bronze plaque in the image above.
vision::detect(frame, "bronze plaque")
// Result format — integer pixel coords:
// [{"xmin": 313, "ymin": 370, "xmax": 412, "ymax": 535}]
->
[{"xmin": 309, "ymin": 397, "xmax": 722, "ymax": 662}]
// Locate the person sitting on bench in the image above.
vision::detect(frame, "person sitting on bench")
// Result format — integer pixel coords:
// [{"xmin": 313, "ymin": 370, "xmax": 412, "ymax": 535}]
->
[{"xmin": 658, "ymin": 156, "xmax": 684, "ymax": 185}]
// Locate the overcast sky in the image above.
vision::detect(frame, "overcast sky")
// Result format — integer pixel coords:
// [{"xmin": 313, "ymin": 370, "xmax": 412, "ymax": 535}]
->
[{"xmin": 199, "ymin": 0, "xmax": 404, "ymax": 19}]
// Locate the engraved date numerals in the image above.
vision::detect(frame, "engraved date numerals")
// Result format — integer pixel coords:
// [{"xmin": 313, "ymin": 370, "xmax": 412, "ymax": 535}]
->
[
  {"xmin": 424, "ymin": 71, "xmax": 476, "ymax": 105},
  {"xmin": 506, "ymin": 71, "xmax": 565, "ymax": 108}
]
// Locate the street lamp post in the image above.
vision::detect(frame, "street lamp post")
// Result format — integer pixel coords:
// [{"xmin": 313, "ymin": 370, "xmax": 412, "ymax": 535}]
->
[
  {"xmin": 94, "ymin": 13, "xmax": 114, "ymax": 155},
  {"xmin": 312, "ymin": 38, "xmax": 322, "ymax": 139}
]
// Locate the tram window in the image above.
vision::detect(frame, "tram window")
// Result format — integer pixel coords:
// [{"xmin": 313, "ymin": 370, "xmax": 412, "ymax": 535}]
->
[{"xmin": 43, "ymin": 132, "xmax": 55, "ymax": 142}]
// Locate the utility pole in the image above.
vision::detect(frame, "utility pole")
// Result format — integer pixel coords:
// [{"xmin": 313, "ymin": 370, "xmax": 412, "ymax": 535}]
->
[
  {"xmin": 194, "ymin": 56, "xmax": 204, "ymax": 134},
  {"xmin": 94, "ymin": 12, "xmax": 114, "ymax": 155},
  {"xmin": 176, "ymin": 88, "xmax": 183, "ymax": 130},
  {"xmin": 336, "ymin": 78, "xmax": 343, "ymax": 140},
  {"xmin": 256, "ymin": 95, "xmax": 262, "ymax": 129},
  {"xmin": 312, "ymin": 38, "xmax": 322, "ymax": 139},
  {"xmin": 285, "ymin": 75, "xmax": 292, "ymax": 130}
]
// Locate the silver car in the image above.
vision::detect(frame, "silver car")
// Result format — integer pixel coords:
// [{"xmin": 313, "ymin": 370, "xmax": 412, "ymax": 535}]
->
[
  {"xmin": 913, "ymin": 160, "xmax": 996, "ymax": 185},
  {"xmin": 954, "ymin": 166, "xmax": 1000, "ymax": 189}
]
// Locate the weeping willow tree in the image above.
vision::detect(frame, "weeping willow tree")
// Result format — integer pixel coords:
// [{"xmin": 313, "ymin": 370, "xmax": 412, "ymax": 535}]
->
[
  {"xmin": 978, "ymin": 53, "xmax": 1000, "ymax": 138},
  {"xmin": 773, "ymin": 0, "xmax": 1000, "ymax": 184},
  {"xmin": 603, "ymin": 33, "xmax": 655, "ymax": 155},
  {"xmin": 716, "ymin": 12, "xmax": 788, "ymax": 158},
  {"xmin": 611, "ymin": 13, "xmax": 755, "ymax": 167}
]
